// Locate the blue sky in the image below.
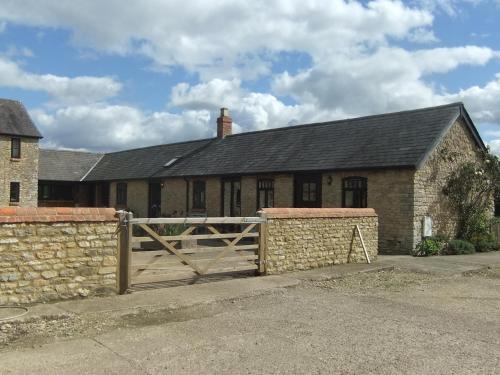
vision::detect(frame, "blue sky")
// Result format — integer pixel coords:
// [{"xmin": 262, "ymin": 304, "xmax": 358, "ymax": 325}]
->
[{"xmin": 0, "ymin": 0, "xmax": 499, "ymax": 154}]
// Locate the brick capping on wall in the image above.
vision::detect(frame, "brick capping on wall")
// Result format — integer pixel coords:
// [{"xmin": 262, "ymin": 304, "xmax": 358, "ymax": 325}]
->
[
  {"xmin": 261, "ymin": 207, "xmax": 377, "ymax": 219},
  {"xmin": 0, "ymin": 207, "xmax": 118, "ymax": 223}
]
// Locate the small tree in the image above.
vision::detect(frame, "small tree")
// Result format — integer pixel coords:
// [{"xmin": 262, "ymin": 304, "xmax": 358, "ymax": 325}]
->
[{"xmin": 443, "ymin": 150, "xmax": 500, "ymax": 240}]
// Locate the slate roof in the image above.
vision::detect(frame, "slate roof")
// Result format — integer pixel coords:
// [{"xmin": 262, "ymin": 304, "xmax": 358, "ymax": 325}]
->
[
  {"xmin": 154, "ymin": 102, "xmax": 484, "ymax": 178},
  {"xmin": 38, "ymin": 102, "xmax": 485, "ymax": 182},
  {"xmin": 84, "ymin": 139, "xmax": 212, "ymax": 181},
  {"xmin": 39, "ymin": 149, "xmax": 103, "ymax": 181},
  {"xmin": 0, "ymin": 99, "xmax": 42, "ymax": 138}
]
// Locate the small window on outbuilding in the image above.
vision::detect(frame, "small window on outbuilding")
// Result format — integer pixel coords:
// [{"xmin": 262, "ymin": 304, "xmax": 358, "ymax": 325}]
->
[
  {"xmin": 116, "ymin": 182, "xmax": 127, "ymax": 206},
  {"xmin": 10, "ymin": 182, "xmax": 20, "ymax": 203},
  {"xmin": 192, "ymin": 180, "xmax": 206, "ymax": 209},
  {"xmin": 342, "ymin": 177, "xmax": 367, "ymax": 208},
  {"xmin": 11, "ymin": 138, "xmax": 21, "ymax": 159},
  {"xmin": 257, "ymin": 179, "xmax": 274, "ymax": 209}
]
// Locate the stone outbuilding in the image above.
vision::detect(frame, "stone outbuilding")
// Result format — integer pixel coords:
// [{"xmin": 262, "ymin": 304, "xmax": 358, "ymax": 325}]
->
[
  {"xmin": 0, "ymin": 99, "xmax": 42, "ymax": 207},
  {"xmin": 1, "ymin": 100, "xmax": 489, "ymax": 254}
]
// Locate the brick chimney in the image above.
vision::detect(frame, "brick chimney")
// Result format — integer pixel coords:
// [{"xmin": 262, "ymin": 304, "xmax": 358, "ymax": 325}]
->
[{"xmin": 217, "ymin": 107, "xmax": 232, "ymax": 139}]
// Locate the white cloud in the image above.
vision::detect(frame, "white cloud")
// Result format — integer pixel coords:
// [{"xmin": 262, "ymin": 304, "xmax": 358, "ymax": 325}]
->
[
  {"xmin": 407, "ymin": 27, "xmax": 439, "ymax": 43},
  {"xmin": 33, "ymin": 105, "xmax": 213, "ymax": 152},
  {"xmin": 489, "ymin": 140, "xmax": 500, "ymax": 155},
  {"xmin": 0, "ymin": 0, "xmax": 435, "ymax": 80},
  {"xmin": 444, "ymin": 73, "xmax": 500, "ymax": 124},
  {"xmin": 0, "ymin": 0, "xmax": 498, "ymax": 156},
  {"xmin": 413, "ymin": 0, "xmax": 486, "ymax": 16},
  {"xmin": 170, "ymin": 79, "xmax": 336, "ymax": 132},
  {"xmin": 272, "ymin": 45, "xmax": 498, "ymax": 116},
  {"xmin": 0, "ymin": 57, "xmax": 121, "ymax": 104}
]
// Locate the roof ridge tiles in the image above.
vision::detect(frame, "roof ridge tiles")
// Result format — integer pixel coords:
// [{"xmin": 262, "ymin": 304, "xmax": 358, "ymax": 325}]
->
[
  {"xmin": 223, "ymin": 102, "xmax": 464, "ymax": 139},
  {"xmin": 102, "ymin": 137, "xmax": 216, "ymax": 156}
]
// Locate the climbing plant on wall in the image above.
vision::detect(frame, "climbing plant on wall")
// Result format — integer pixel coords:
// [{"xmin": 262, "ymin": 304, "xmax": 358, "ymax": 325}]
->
[{"xmin": 443, "ymin": 150, "xmax": 500, "ymax": 240}]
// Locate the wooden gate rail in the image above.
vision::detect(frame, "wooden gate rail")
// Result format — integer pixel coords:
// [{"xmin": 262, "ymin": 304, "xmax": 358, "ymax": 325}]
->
[{"xmin": 119, "ymin": 213, "xmax": 266, "ymax": 293}]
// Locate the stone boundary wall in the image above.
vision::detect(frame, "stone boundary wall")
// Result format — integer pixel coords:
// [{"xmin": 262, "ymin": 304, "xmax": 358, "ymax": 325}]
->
[
  {"xmin": 0, "ymin": 207, "xmax": 118, "ymax": 305},
  {"xmin": 262, "ymin": 208, "xmax": 378, "ymax": 274}
]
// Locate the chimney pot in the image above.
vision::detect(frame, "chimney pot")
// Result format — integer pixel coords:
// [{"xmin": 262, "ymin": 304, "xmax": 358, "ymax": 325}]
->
[{"xmin": 217, "ymin": 107, "xmax": 232, "ymax": 139}]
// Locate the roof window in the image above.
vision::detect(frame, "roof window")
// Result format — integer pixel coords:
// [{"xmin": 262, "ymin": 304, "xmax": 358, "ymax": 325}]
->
[{"xmin": 164, "ymin": 157, "xmax": 179, "ymax": 167}]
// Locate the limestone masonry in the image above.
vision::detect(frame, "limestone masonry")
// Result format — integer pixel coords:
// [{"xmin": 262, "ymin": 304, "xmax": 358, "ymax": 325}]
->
[
  {"xmin": 262, "ymin": 208, "xmax": 378, "ymax": 274},
  {"xmin": 0, "ymin": 136, "xmax": 39, "ymax": 207},
  {"xmin": 0, "ymin": 207, "xmax": 118, "ymax": 305}
]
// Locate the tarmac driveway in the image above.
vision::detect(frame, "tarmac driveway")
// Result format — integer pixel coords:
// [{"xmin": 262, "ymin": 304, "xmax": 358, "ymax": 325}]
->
[{"xmin": 1, "ymin": 253, "xmax": 500, "ymax": 374}]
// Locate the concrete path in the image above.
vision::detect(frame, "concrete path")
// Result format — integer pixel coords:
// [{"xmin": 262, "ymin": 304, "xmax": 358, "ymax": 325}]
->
[
  {"xmin": 1, "ymin": 257, "xmax": 499, "ymax": 374},
  {"xmin": 17, "ymin": 274, "xmax": 301, "ymax": 321},
  {"xmin": 8, "ymin": 252, "xmax": 500, "ymax": 322}
]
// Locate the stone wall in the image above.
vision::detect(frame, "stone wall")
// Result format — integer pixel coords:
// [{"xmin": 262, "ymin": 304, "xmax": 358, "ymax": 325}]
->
[
  {"xmin": 413, "ymin": 119, "xmax": 483, "ymax": 247},
  {"xmin": 0, "ymin": 136, "xmax": 39, "ymax": 207},
  {"xmin": 262, "ymin": 208, "xmax": 378, "ymax": 274},
  {"xmin": 0, "ymin": 207, "xmax": 118, "ymax": 305}
]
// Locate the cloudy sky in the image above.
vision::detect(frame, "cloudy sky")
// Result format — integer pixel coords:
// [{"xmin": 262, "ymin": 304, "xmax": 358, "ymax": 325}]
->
[{"xmin": 0, "ymin": 0, "xmax": 500, "ymax": 154}]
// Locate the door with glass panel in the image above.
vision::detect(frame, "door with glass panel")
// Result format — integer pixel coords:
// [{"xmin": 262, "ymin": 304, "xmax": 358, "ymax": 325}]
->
[{"xmin": 221, "ymin": 178, "xmax": 241, "ymax": 216}]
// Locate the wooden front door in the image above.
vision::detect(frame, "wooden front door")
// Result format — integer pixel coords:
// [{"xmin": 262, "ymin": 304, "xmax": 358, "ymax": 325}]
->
[
  {"xmin": 294, "ymin": 173, "xmax": 322, "ymax": 208},
  {"xmin": 221, "ymin": 178, "xmax": 241, "ymax": 217}
]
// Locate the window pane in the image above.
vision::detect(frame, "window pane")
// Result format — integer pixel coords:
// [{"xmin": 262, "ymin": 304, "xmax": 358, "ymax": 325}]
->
[
  {"xmin": 344, "ymin": 191, "xmax": 354, "ymax": 208},
  {"xmin": 10, "ymin": 182, "xmax": 20, "ymax": 203},
  {"xmin": 258, "ymin": 179, "xmax": 275, "ymax": 209},
  {"xmin": 258, "ymin": 191, "xmax": 265, "ymax": 209},
  {"xmin": 268, "ymin": 190, "xmax": 274, "ymax": 207},
  {"xmin": 309, "ymin": 183, "xmax": 316, "ymax": 201},
  {"xmin": 302, "ymin": 183, "xmax": 309, "ymax": 201},
  {"xmin": 193, "ymin": 180, "xmax": 206, "ymax": 209},
  {"xmin": 116, "ymin": 183, "xmax": 127, "ymax": 205},
  {"xmin": 11, "ymin": 138, "xmax": 21, "ymax": 158},
  {"xmin": 342, "ymin": 177, "xmax": 367, "ymax": 208}
]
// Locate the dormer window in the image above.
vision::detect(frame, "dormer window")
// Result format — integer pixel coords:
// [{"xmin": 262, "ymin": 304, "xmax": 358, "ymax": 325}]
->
[{"xmin": 11, "ymin": 138, "xmax": 21, "ymax": 159}]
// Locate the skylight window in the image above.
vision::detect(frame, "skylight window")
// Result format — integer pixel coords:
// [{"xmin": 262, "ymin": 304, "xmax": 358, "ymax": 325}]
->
[{"xmin": 164, "ymin": 157, "xmax": 179, "ymax": 167}]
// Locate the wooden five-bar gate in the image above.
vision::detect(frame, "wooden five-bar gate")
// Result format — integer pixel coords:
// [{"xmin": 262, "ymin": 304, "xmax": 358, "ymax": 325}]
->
[{"xmin": 118, "ymin": 213, "xmax": 266, "ymax": 293}]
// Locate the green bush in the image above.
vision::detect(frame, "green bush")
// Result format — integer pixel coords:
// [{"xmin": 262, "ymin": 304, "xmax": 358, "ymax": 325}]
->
[
  {"xmin": 155, "ymin": 223, "xmax": 188, "ymax": 236},
  {"xmin": 413, "ymin": 237, "xmax": 444, "ymax": 257},
  {"xmin": 443, "ymin": 240, "xmax": 476, "ymax": 255},
  {"xmin": 469, "ymin": 231, "xmax": 500, "ymax": 252},
  {"xmin": 474, "ymin": 238, "xmax": 500, "ymax": 252}
]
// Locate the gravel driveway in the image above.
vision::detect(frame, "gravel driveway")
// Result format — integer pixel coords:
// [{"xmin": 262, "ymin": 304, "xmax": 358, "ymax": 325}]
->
[{"xmin": 1, "ymin": 267, "xmax": 499, "ymax": 374}]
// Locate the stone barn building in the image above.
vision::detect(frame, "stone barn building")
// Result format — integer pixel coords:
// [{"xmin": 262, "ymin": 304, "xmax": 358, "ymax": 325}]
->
[{"xmin": 0, "ymin": 98, "xmax": 489, "ymax": 254}]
